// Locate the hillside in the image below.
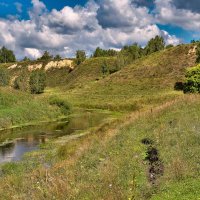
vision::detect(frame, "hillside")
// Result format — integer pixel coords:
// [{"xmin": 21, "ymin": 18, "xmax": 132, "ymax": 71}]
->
[
  {"xmin": 57, "ymin": 44, "xmax": 197, "ymax": 111},
  {"xmin": 0, "ymin": 59, "xmax": 74, "ymax": 87}
]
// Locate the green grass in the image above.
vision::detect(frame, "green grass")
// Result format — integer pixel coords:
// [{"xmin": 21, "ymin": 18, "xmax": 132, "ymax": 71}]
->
[
  {"xmin": 47, "ymin": 44, "xmax": 196, "ymax": 111},
  {"xmin": 0, "ymin": 87, "xmax": 65, "ymax": 129},
  {"xmin": 0, "ymin": 95, "xmax": 199, "ymax": 199}
]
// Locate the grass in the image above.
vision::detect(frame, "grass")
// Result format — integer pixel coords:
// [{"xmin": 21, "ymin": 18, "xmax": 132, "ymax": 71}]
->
[
  {"xmin": 0, "ymin": 95, "xmax": 199, "ymax": 199},
  {"xmin": 0, "ymin": 87, "xmax": 67, "ymax": 129},
  {"xmin": 46, "ymin": 44, "xmax": 196, "ymax": 111}
]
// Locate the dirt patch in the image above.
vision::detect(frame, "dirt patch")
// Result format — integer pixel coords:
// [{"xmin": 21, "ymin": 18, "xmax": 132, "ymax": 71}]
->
[{"xmin": 142, "ymin": 140, "xmax": 164, "ymax": 185}]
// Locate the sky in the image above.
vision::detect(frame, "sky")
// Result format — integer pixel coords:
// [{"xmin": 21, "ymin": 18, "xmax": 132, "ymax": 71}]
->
[{"xmin": 0, "ymin": 0, "xmax": 199, "ymax": 59}]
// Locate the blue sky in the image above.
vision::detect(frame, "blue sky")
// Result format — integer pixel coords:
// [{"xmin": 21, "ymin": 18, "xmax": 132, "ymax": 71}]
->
[
  {"xmin": 0, "ymin": 0, "xmax": 199, "ymax": 59},
  {"xmin": 0, "ymin": 0, "xmax": 87, "ymax": 19}
]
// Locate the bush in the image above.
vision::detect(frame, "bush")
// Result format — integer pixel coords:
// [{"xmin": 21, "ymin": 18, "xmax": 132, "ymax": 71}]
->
[
  {"xmin": 183, "ymin": 65, "xmax": 200, "ymax": 93},
  {"xmin": 49, "ymin": 96, "xmax": 70, "ymax": 115},
  {"xmin": 13, "ymin": 72, "xmax": 29, "ymax": 92},
  {"xmin": 75, "ymin": 50, "xmax": 86, "ymax": 65},
  {"xmin": 174, "ymin": 82, "xmax": 184, "ymax": 91},
  {"xmin": 29, "ymin": 71, "xmax": 46, "ymax": 94},
  {"xmin": 0, "ymin": 68, "xmax": 9, "ymax": 86}
]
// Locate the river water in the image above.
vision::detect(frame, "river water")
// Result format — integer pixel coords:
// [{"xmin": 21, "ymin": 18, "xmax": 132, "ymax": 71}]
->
[{"xmin": 0, "ymin": 110, "xmax": 109, "ymax": 164}]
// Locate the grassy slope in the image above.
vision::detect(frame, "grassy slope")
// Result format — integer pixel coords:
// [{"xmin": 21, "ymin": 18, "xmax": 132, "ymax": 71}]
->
[
  {"xmin": 55, "ymin": 44, "xmax": 196, "ymax": 111},
  {"xmin": 0, "ymin": 95, "xmax": 199, "ymax": 199},
  {"xmin": 0, "ymin": 87, "xmax": 63, "ymax": 129},
  {"xmin": 62, "ymin": 57, "xmax": 116, "ymax": 89}
]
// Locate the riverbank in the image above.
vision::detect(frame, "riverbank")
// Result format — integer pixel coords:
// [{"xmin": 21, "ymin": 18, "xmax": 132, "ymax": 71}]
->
[
  {"xmin": 0, "ymin": 87, "xmax": 70, "ymax": 130},
  {"xmin": 0, "ymin": 95, "xmax": 199, "ymax": 199}
]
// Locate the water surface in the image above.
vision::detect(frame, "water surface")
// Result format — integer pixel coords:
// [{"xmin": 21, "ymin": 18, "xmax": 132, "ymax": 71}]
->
[{"xmin": 0, "ymin": 110, "xmax": 109, "ymax": 164}]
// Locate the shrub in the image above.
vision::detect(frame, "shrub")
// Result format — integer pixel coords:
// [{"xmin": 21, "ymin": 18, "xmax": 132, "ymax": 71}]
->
[
  {"xmin": 174, "ymin": 82, "xmax": 184, "ymax": 91},
  {"xmin": 13, "ymin": 72, "xmax": 29, "ymax": 92},
  {"xmin": 75, "ymin": 50, "xmax": 86, "ymax": 65},
  {"xmin": 29, "ymin": 71, "xmax": 46, "ymax": 94},
  {"xmin": 101, "ymin": 61, "xmax": 109, "ymax": 75},
  {"xmin": 183, "ymin": 65, "xmax": 200, "ymax": 93},
  {"xmin": 49, "ymin": 96, "xmax": 70, "ymax": 115},
  {"xmin": 0, "ymin": 68, "xmax": 9, "ymax": 86}
]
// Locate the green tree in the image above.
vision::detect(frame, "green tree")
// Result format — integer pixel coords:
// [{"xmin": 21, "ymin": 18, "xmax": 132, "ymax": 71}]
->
[
  {"xmin": 76, "ymin": 50, "xmax": 86, "ymax": 65},
  {"xmin": 22, "ymin": 56, "xmax": 31, "ymax": 62},
  {"xmin": 101, "ymin": 61, "xmax": 108, "ymax": 76},
  {"xmin": 38, "ymin": 51, "xmax": 53, "ymax": 61},
  {"xmin": 145, "ymin": 36, "xmax": 165, "ymax": 55},
  {"xmin": 183, "ymin": 64, "xmax": 200, "ymax": 93},
  {"xmin": 54, "ymin": 54, "xmax": 62, "ymax": 60},
  {"xmin": 0, "ymin": 68, "xmax": 9, "ymax": 86},
  {"xmin": 117, "ymin": 43, "xmax": 143, "ymax": 66},
  {"xmin": 29, "ymin": 71, "xmax": 46, "ymax": 94},
  {"xmin": 0, "ymin": 46, "xmax": 16, "ymax": 63},
  {"xmin": 93, "ymin": 47, "xmax": 118, "ymax": 57}
]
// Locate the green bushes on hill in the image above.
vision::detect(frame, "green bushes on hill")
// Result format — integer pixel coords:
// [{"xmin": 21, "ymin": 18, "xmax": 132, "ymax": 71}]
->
[
  {"xmin": 183, "ymin": 64, "xmax": 200, "ymax": 93},
  {"xmin": 0, "ymin": 68, "xmax": 10, "ymax": 86},
  {"xmin": 75, "ymin": 50, "xmax": 86, "ymax": 65},
  {"xmin": 0, "ymin": 46, "xmax": 16, "ymax": 63},
  {"xmin": 93, "ymin": 47, "xmax": 118, "ymax": 57},
  {"xmin": 13, "ymin": 71, "xmax": 30, "ymax": 92},
  {"xmin": 49, "ymin": 96, "xmax": 70, "ymax": 115},
  {"xmin": 29, "ymin": 70, "xmax": 46, "ymax": 94}
]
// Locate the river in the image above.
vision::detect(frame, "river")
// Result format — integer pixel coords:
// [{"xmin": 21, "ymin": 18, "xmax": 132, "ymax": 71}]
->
[{"xmin": 0, "ymin": 110, "xmax": 110, "ymax": 164}]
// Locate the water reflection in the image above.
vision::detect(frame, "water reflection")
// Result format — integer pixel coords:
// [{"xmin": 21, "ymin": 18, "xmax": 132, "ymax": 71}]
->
[{"xmin": 0, "ymin": 111, "xmax": 109, "ymax": 164}]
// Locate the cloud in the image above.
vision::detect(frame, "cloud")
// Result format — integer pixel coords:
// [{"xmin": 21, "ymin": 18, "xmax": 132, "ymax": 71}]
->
[
  {"xmin": 173, "ymin": 0, "xmax": 200, "ymax": 13},
  {"xmin": 24, "ymin": 48, "xmax": 42, "ymax": 59},
  {"xmin": 155, "ymin": 0, "xmax": 200, "ymax": 31},
  {"xmin": 0, "ymin": 0, "xmax": 181, "ymax": 59},
  {"xmin": 96, "ymin": 0, "xmax": 152, "ymax": 28},
  {"xmin": 14, "ymin": 2, "xmax": 23, "ymax": 13}
]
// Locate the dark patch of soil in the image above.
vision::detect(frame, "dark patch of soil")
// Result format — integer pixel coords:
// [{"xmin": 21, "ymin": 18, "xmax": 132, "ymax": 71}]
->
[{"xmin": 142, "ymin": 138, "xmax": 164, "ymax": 184}]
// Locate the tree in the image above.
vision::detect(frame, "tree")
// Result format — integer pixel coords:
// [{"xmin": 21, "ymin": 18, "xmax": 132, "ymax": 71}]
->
[
  {"xmin": 117, "ymin": 43, "xmax": 143, "ymax": 66},
  {"xmin": 22, "ymin": 56, "xmax": 31, "ymax": 62},
  {"xmin": 145, "ymin": 36, "xmax": 165, "ymax": 55},
  {"xmin": 196, "ymin": 42, "xmax": 200, "ymax": 63},
  {"xmin": 75, "ymin": 50, "xmax": 86, "ymax": 65},
  {"xmin": 54, "ymin": 54, "xmax": 62, "ymax": 60},
  {"xmin": 93, "ymin": 47, "xmax": 118, "ymax": 57},
  {"xmin": 38, "ymin": 51, "xmax": 53, "ymax": 61},
  {"xmin": 183, "ymin": 64, "xmax": 200, "ymax": 93},
  {"xmin": 0, "ymin": 46, "xmax": 16, "ymax": 63},
  {"xmin": 0, "ymin": 68, "xmax": 9, "ymax": 86},
  {"xmin": 101, "ymin": 61, "xmax": 108, "ymax": 75},
  {"xmin": 29, "ymin": 71, "xmax": 46, "ymax": 94}
]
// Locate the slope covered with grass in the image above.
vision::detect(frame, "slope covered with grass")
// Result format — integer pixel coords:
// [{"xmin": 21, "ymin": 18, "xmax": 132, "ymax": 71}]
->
[
  {"xmin": 0, "ymin": 95, "xmax": 199, "ymax": 199},
  {"xmin": 0, "ymin": 87, "xmax": 65, "ymax": 129},
  {"xmin": 59, "ymin": 44, "xmax": 196, "ymax": 111},
  {"xmin": 63, "ymin": 57, "xmax": 116, "ymax": 89}
]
